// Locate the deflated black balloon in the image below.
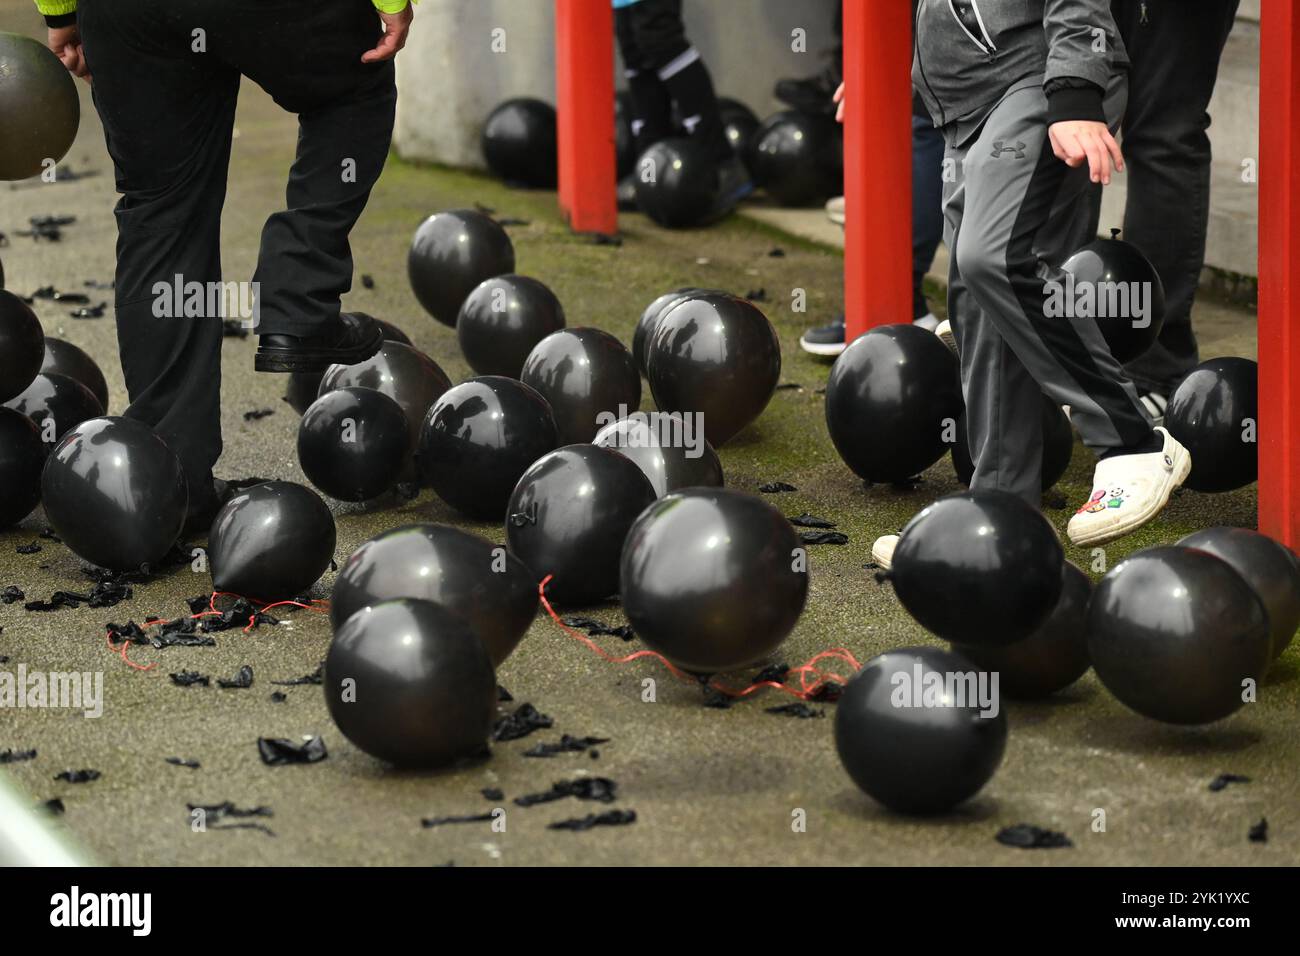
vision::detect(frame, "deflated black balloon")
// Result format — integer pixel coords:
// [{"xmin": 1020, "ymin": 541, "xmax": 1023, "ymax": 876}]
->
[
  {"xmin": 647, "ymin": 292, "xmax": 781, "ymax": 446},
  {"xmin": 481, "ymin": 97, "xmax": 558, "ymax": 188},
  {"xmin": 457, "ymin": 274, "xmax": 566, "ymax": 378},
  {"xmin": 952, "ymin": 393, "xmax": 1073, "ymax": 491},
  {"xmin": 41, "ymin": 416, "xmax": 188, "ymax": 571},
  {"xmin": 749, "ymin": 110, "xmax": 842, "ymax": 206},
  {"xmin": 633, "ymin": 138, "xmax": 720, "ymax": 228},
  {"xmin": 621, "ymin": 488, "xmax": 808, "ymax": 673},
  {"xmin": 826, "ymin": 324, "xmax": 963, "ymax": 483},
  {"xmin": 409, "ymin": 209, "xmax": 516, "ymax": 327},
  {"xmin": 834, "ymin": 646, "xmax": 1007, "ymax": 814},
  {"xmin": 41, "ymin": 338, "xmax": 109, "ymax": 412},
  {"xmin": 419, "ymin": 376, "xmax": 559, "ymax": 520},
  {"xmin": 1059, "ymin": 230, "xmax": 1166, "ymax": 364},
  {"xmin": 953, "ymin": 561, "xmax": 1092, "ymax": 699},
  {"xmin": 5, "ymin": 372, "xmax": 104, "ymax": 448},
  {"xmin": 1164, "ymin": 356, "xmax": 1258, "ymax": 493},
  {"xmin": 891, "ymin": 491, "xmax": 1064, "ymax": 647},
  {"xmin": 1088, "ymin": 546, "xmax": 1271, "ymax": 724},
  {"xmin": 0, "ymin": 406, "xmax": 44, "ymax": 527},
  {"xmin": 326, "ymin": 598, "xmax": 497, "ymax": 767},
  {"xmin": 284, "ymin": 317, "xmax": 411, "ymax": 415},
  {"xmin": 0, "ymin": 290, "xmax": 44, "ymax": 403},
  {"xmin": 298, "ymin": 386, "xmax": 409, "ymax": 502},
  {"xmin": 331, "ymin": 523, "xmax": 538, "ymax": 666},
  {"xmin": 209, "ymin": 480, "xmax": 336, "ymax": 602},
  {"xmin": 593, "ymin": 412, "xmax": 723, "ymax": 497},
  {"xmin": 632, "ymin": 287, "xmax": 711, "ymax": 377},
  {"xmin": 521, "ymin": 328, "xmax": 640, "ymax": 445},
  {"xmin": 506, "ymin": 445, "xmax": 656, "ymax": 606},
  {"xmin": 1178, "ymin": 526, "xmax": 1300, "ymax": 660},
  {"xmin": 0, "ymin": 34, "xmax": 79, "ymax": 181}
]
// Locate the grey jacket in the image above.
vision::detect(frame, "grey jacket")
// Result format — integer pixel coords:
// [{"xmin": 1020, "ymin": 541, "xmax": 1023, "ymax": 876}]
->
[{"xmin": 912, "ymin": 0, "xmax": 1129, "ymax": 128}]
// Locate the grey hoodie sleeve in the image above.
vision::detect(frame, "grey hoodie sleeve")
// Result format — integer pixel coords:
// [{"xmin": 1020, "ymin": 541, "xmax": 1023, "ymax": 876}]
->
[{"xmin": 1042, "ymin": 0, "xmax": 1119, "ymax": 124}]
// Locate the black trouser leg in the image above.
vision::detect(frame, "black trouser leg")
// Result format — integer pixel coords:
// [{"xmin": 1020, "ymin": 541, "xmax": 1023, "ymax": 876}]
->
[{"xmin": 616, "ymin": 8, "xmax": 674, "ymax": 154}]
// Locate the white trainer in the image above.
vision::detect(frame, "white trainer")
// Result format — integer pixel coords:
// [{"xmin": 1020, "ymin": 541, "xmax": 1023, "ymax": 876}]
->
[
  {"xmin": 871, "ymin": 534, "xmax": 900, "ymax": 571},
  {"xmin": 934, "ymin": 319, "xmax": 957, "ymax": 355},
  {"xmin": 1066, "ymin": 427, "xmax": 1192, "ymax": 547}
]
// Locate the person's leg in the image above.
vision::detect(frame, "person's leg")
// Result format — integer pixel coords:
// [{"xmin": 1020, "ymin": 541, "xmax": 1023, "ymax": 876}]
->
[
  {"xmin": 616, "ymin": 4, "xmax": 674, "ymax": 154},
  {"xmin": 78, "ymin": 0, "xmax": 238, "ymax": 518},
  {"xmin": 1112, "ymin": 0, "xmax": 1240, "ymax": 395},
  {"xmin": 912, "ymin": 114, "xmax": 945, "ymax": 322}
]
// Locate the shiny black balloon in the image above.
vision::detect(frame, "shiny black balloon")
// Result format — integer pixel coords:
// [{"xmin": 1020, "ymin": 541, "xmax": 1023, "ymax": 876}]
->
[
  {"xmin": 953, "ymin": 561, "xmax": 1092, "ymax": 698},
  {"xmin": 1164, "ymin": 357, "xmax": 1257, "ymax": 492},
  {"xmin": 633, "ymin": 137, "xmax": 720, "ymax": 228},
  {"xmin": 1088, "ymin": 546, "xmax": 1271, "ymax": 724},
  {"xmin": 209, "ymin": 480, "xmax": 336, "ymax": 602},
  {"xmin": 621, "ymin": 488, "xmax": 808, "ymax": 673},
  {"xmin": 718, "ymin": 98, "xmax": 760, "ymax": 172},
  {"xmin": 748, "ymin": 110, "xmax": 842, "ymax": 206},
  {"xmin": 408, "ymin": 209, "xmax": 516, "ymax": 327},
  {"xmin": 0, "ymin": 34, "xmax": 79, "ymax": 181},
  {"xmin": 826, "ymin": 324, "xmax": 963, "ymax": 483},
  {"xmin": 457, "ymin": 274, "xmax": 566, "ymax": 378},
  {"xmin": 647, "ymin": 292, "xmax": 781, "ymax": 446},
  {"xmin": 1059, "ymin": 231, "xmax": 1166, "ymax": 363},
  {"xmin": 41, "ymin": 416, "xmax": 188, "ymax": 571},
  {"xmin": 332, "ymin": 523, "xmax": 538, "ymax": 666},
  {"xmin": 506, "ymin": 445, "xmax": 656, "ymax": 606},
  {"xmin": 834, "ymin": 646, "xmax": 1007, "ymax": 814},
  {"xmin": 952, "ymin": 393, "xmax": 1073, "ymax": 490},
  {"xmin": 615, "ymin": 91, "xmax": 635, "ymax": 178},
  {"xmin": 521, "ymin": 328, "xmax": 641, "ymax": 444},
  {"xmin": 481, "ymin": 97, "xmax": 558, "ymax": 188},
  {"xmin": 419, "ymin": 376, "xmax": 559, "ymax": 520},
  {"xmin": 41, "ymin": 338, "xmax": 109, "ymax": 412},
  {"xmin": 284, "ymin": 316, "xmax": 411, "ymax": 415},
  {"xmin": 0, "ymin": 406, "xmax": 44, "ymax": 527},
  {"xmin": 593, "ymin": 412, "xmax": 723, "ymax": 497},
  {"xmin": 326, "ymin": 598, "xmax": 497, "ymax": 767},
  {"xmin": 0, "ymin": 290, "xmax": 44, "ymax": 403},
  {"xmin": 892, "ymin": 491, "xmax": 1064, "ymax": 647},
  {"xmin": 1178, "ymin": 526, "xmax": 1300, "ymax": 660},
  {"xmin": 298, "ymin": 386, "xmax": 409, "ymax": 502},
  {"xmin": 632, "ymin": 287, "xmax": 710, "ymax": 377},
  {"xmin": 5, "ymin": 372, "xmax": 104, "ymax": 448}
]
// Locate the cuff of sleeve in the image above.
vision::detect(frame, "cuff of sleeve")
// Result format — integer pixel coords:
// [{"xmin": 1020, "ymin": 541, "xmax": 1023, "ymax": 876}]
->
[
  {"xmin": 1045, "ymin": 85, "xmax": 1105, "ymax": 125},
  {"xmin": 37, "ymin": 0, "xmax": 78, "ymax": 17},
  {"xmin": 44, "ymin": 12, "xmax": 78, "ymax": 27},
  {"xmin": 373, "ymin": 0, "xmax": 410, "ymax": 13}
]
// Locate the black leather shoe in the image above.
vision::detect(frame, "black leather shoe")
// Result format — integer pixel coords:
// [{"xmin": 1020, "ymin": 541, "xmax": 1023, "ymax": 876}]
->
[
  {"xmin": 254, "ymin": 312, "xmax": 383, "ymax": 373},
  {"xmin": 182, "ymin": 478, "xmax": 232, "ymax": 540}
]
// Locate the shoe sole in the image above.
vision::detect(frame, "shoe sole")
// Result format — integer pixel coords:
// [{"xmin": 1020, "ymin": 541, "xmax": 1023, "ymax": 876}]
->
[
  {"xmin": 1067, "ymin": 445, "xmax": 1192, "ymax": 548},
  {"xmin": 254, "ymin": 326, "xmax": 384, "ymax": 374},
  {"xmin": 936, "ymin": 326, "xmax": 957, "ymax": 355},
  {"xmin": 800, "ymin": 339, "xmax": 846, "ymax": 358}
]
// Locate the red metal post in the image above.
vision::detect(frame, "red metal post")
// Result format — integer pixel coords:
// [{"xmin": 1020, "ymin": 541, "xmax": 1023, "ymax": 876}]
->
[
  {"xmin": 1258, "ymin": 0, "xmax": 1300, "ymax": 548},
  {"xmin": 555, "ymin": 0, "xmax": 618, "ymax": 234},
  {"xmin": 842, "ymin": 0, "xmax": 913, "ymax": 340}
]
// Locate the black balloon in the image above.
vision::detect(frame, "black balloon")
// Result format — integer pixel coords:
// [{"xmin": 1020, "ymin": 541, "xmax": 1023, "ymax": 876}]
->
[
  {"xmin": 331, "ymin": 523, "xmax": 538, "ymax": 666},
  {"xmin": 521, "ymin": 328, "xmax": 641, "ymax": 444},
  {"xmin": 408, "ymin": 209, "xmax": 516, "ymax": 327},
  {"xmin": 506, "ymin": 445, "xmax": 656, "ymax": 606},
  {"xmin": 891, "ymin": 491, "xmax": 1064, "ymax": 646},
  {"xmin": 5, "ymin": 372, "xmax": 104, "ymax": 448},
  {"xmin": 621, "ymin": 488, "xmax": 808, "ymax": 673},
  {"xmin": 826, "ymin": 324, "xmax": 963, "ymax": 483},
  {"xmin": 0, "ymin": 34, "xmax": 79, "ymax": 181},
  {"xmin": 952, "ymin": 393, "xmax": 1073, "ymax": 490},
  {"xmin": 284, "ymin": 316, "xmax": 412, "ymax": 415},
  {"xmin": 0, "ymin": 406, "xmax": 44, "ymax": 527},
  {"xmin": 1088, "ymin": 546, "xmax": 1271, "ymax": 724},
  {"xmin": 325, "ymin": 599, "xmax": 497, "ymax": 767},
  {"xmin": 419, "ymin": 376, "xmax": 558, "ymax": 520},
  {"xmin": 646, "ymin": 292, "xmax": 781, "ymax": 446},
  {"xmin": 632, "ymin": 287, "xmax": 710, "ymax": 377},
  {"xmin": 481, "ymin": 97, "xmax": 558, "ymax": 188},
  {"xmin": 1164, "ymin": 356, "xmax": 1258, "ymax": 492},
  {"xmin": 209, "ymin": 480, "xmax": 336, "ymax": 602},
  {"xmin": 953, "ymin": 561, "xmax": 1092, "ymax": 698},
  {"xmin": 834, "ymin": 646, "xmax": 1007, "ymax": 814},
  {"xmin": 1178, "ymin": 526, "xmax": 1300, "ymax": 660},
  {"xmin": 0, "ymin": 290, "xmax": 44, "ymax": 403},
  {"xmin": 718, "ymin": 97, "xmax": 760, "ymax": 173},
  {"xmin": 1059, "ymin": 230, "xmax": 1166, "ymax": 363},
  {"xmin": 298, "ymin": 386, "xmax": 409, "ymax": 502},
  {"xmin": 41, "ymin": 416, "xmax": 187, "ymax": 571},
  {"xmin": 633, "ymin": 138, "xmax": 720, "ymax": 228},
  {"xmin": 41, "ymin": 338, "xmax": 109, "ymax": 412},
  {"xmin": 748, "ymin": 110, "xmax": 842, "ymax": 206},
  {"xmin": 593, "ymin": 412, "xmax": 724, "ymax": 497},
  {"xmin": 457, "ymin": 274, "xmax": 566, "ymax": 378}
]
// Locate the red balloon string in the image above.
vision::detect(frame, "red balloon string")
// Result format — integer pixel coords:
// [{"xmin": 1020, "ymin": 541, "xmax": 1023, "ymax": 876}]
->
[{"xmin": 536, "ymin": 575, "xmax": 860, "ymax": 700}]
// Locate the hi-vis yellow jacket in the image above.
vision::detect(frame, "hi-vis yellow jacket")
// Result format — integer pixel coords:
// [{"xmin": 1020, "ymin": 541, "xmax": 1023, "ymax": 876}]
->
[{"xmin": 35, "ymin": 0, "xmax": 413, "ymax": 19}]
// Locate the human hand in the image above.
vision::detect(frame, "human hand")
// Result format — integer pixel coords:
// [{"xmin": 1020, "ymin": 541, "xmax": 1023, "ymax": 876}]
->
[
  {"xmin": 362, "ymin": 3, "xmax": 414, "ymax": 63},
  {"xmin": 833, "ymin": 81, "xmax": 845, "ymax": 123},
  {"xmin": 48, "ymin": 25, "xmax": 90, "ymax": 81},
  {"xmin": 1048, "ymin": 120, "xmax": 1124, "ymax": 185}
]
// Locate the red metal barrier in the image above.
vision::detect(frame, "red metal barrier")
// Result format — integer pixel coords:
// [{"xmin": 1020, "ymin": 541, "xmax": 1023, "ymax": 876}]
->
[{"xmin": 555, "ymin": 0, "xmax": 618, "ymax": 234}]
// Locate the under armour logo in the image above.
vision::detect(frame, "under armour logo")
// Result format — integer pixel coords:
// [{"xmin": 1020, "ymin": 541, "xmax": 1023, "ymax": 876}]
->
[{"xmin": 991, "ymin": 141, "xmax": 1026, "ymax": 159}]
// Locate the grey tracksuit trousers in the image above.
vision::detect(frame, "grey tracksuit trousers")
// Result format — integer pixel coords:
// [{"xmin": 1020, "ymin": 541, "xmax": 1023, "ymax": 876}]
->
[{"xmin": 945, "ymin": 78, "xmax": 1153, "ymax": 505}]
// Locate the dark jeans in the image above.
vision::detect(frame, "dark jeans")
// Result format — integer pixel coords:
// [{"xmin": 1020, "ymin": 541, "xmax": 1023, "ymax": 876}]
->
[
  {"xmin": 78, "ymin": 0, "xmax": 395, "ymax": 510},
  {"xmin": 913, "ymin": 114, "xmax": 945, "ymax": 318}
]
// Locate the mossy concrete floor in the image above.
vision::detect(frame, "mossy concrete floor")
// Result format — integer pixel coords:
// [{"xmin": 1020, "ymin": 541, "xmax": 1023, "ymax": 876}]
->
[{"xmin": 1, "ymin": 8, "xmax": 1295, "ymax": 866}]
